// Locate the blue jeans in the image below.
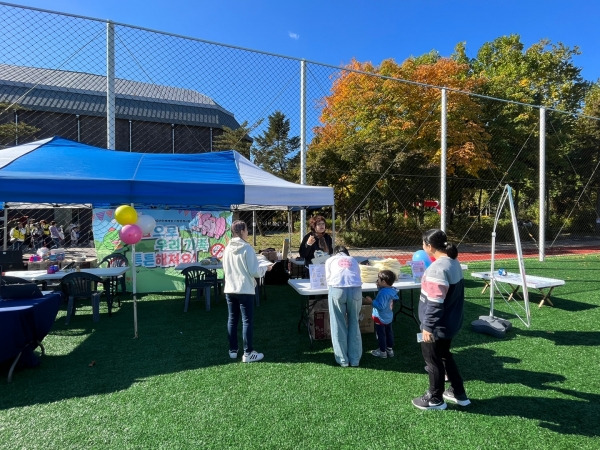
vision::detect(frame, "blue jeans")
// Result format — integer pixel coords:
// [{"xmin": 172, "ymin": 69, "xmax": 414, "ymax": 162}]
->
[
  {"xmin": 328, "ymin": 286, "xmax": 362, "ymax": 366},
  {"xmin": 226, "ymin": 293, "xmax": 255, "ymax": 354},
  {"xmin": 375, "ymin": 322, "xmax": 394, "ymax": 351}
]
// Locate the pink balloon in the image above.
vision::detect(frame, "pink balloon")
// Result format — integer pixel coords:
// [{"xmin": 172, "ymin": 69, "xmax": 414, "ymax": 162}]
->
[{"xmin": 119, "ymin": 224, "xmax": 143, "ymax": 245}]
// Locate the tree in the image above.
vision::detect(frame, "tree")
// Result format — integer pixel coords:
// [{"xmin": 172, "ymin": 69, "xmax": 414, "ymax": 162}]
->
[
  {"xmin": 212, "ymin": 120, "xmax": 259, "ymax": 159},
  {"xmin": 0, "ymin": 103, "xmax": 39, "ymax": 147},
  {"xmin": 467, "ymin": 35, "xmax": 589, "ymax": 221},
  {"xmin": 252, "ymin": 111, "xmax": 300, "ymax": 182},
  {"xmin": 307, "ymin": 57, "xmax": 492, "ymax": 229},
  {"xmin": 566, "ymin": 83, "xmax": 600, "ymax": 229}
]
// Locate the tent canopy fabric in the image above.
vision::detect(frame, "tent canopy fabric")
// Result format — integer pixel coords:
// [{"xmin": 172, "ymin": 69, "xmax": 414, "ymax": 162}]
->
[{"xmin": 0, "ymin": 137, "xmax": 333, "ymax": 209}]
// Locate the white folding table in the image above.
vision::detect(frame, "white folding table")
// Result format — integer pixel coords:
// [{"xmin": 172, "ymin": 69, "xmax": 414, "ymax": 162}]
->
[
  {"xmin": 471, "ymin": 271, "xmax": 565, "ymax": 307},
  {"xmin": 288, "ymin": 276, "xmax": 421, "ymax": 343}
]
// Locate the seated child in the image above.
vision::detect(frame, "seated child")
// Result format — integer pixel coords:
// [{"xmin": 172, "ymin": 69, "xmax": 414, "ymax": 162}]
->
[{"xmin": 364, "ymin": 269, "xmax": 398, "ymax": 358}]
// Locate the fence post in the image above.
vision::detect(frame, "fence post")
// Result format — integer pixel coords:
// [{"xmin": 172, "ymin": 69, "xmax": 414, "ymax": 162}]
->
[
  {"xmin": 300, "ymin": 59, "xmax": 307, "ymax": 236},
  {"xmin": 106, "ymin": 20, "xmax": 115, "ymax": 150},
  {"xmin": 539, "ymin": 107, "xmax": 546, "ymax": 261},
  {"xmin": 440, "ymin": 88, "xmax": 447, "ymax": 232}
]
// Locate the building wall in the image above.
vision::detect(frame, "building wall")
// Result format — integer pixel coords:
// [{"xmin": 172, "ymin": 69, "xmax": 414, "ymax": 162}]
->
[{"xmin": 4, "ymin": 110, "xmax": 223, "ymax": 153}]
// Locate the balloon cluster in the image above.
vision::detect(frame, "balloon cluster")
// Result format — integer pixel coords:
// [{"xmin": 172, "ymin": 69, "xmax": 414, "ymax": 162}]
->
[{"xmin": 115, "ymin": 205, "xmax": 156, "ymax": 245}]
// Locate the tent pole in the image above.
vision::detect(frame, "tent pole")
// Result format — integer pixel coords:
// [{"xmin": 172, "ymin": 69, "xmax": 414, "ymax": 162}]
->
[
  {"xmin": 288, "ymin": 210, "xmax": 292, "ymax": 249},
  {"xmin": 331, "ymin": 205, "xmax": 336, "ymax": 248},
  {"xmin": 252, "ymin": 210, "xmax": 257, "ymax": 247},
  {"xmin": 2, "ymin": 207, "xmax": 7, "ymax": 250},
  {"xmin": 131, "ymin": 203, "xmax": 138, "ymax": 338},
  {"xmin": 132, "ymin": 241, "xmax": 138, "ymax": 338}
]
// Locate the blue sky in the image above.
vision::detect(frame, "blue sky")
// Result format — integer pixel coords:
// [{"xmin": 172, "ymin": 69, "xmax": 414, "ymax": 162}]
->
[{"xmin": 9, "ymin": 0, "xmax": 600, "ymax": 82}]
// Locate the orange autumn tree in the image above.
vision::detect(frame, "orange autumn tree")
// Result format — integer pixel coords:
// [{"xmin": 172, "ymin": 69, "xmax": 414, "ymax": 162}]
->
[{"xmin": 307, "ymin": 56, "xmax": 492, "ymax": 228}]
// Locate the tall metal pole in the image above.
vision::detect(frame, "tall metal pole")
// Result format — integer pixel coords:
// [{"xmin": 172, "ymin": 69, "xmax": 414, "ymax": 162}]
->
[
  {"xmin": 106, "ymin": 20, "xmax": 115, "ymax": 150},
  {"xmin": 300, "ymin": 59, "xmax": 307, "ymax": 237},
  {"xmin": 171, "ymin": 124, "xmax": 175, "ymax": 154},
  {"xmin": 539, "ymin": 107, "xmax": 546, "ymax": 261},
  {"xmin": 2, "ymin": 208, "xmax": 7, "ymax": 250},
  {"xmin": 440, "ymin": 88, "xmax": 447, "ymax": 232}
]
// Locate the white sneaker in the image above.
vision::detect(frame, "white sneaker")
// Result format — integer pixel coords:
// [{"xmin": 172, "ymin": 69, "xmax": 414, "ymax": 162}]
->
[
  {"xmin": 242, "ymin": 351, "xmax": 264, "ymax": 363},
  {"xmin": 229, "ymin": 350, "xmax": 238, "ymax": 359}
]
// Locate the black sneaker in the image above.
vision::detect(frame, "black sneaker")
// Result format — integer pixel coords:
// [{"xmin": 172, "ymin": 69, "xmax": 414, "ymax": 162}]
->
[
  {"xmin": 443, "ymin": 388, "xmax": 471, "ymax": 406},
  {"xmin": 412, "ymin": 391, "xmax": 447, "ymax": 410}
]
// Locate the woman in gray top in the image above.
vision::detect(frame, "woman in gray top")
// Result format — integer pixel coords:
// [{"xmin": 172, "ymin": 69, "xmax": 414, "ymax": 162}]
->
[{"xmin": 412, "ymin": 229, "xmax": 470, "ymax": 411}]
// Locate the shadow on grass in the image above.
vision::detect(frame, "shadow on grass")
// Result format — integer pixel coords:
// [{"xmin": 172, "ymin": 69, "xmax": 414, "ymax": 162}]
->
[
  {"xmin": 3, "ymin": 286, "xmax": 428, "ymax": 408},
  {"xmin": 459, "ymin": 347, "xmax": 600, "ymax": 437},
  {"xmin": 1, "ymin": 293, "xmax": 250, "ymax": 408},
  {"xmin": 518, "ymin": 329, "xmax": 600, "ymax": 346}
]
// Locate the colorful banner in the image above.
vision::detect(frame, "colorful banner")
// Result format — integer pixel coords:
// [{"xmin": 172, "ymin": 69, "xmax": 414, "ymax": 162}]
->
[{"xmin": 92, "ymin": 208, "xmax": 232, "ymax": 293}]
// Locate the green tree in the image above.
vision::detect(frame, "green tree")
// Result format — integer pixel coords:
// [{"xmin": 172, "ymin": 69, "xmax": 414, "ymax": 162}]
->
[
  {"xmin": 252, "ymin": 111, "xmax": 300, "ymax": 182},
  {"xmin": 467, "ymin": 35, "xmax": 589, "ymax": 221},
  {"xmin": 566, "ymin": 83, "xmax": 600, "ymax": 230},
  {"xmin": 0, "ymin": 103, "xmax": 39, "ymax": 147},
  {"xmin": 212, "ymin": 120, "xmax": 258, "ymax": 159}
]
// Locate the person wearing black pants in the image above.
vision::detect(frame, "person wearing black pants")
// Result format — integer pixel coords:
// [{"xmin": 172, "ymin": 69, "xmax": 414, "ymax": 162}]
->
[{"xmin": 412, "ymin": 229, "xmax": 470, "ymax": 410}]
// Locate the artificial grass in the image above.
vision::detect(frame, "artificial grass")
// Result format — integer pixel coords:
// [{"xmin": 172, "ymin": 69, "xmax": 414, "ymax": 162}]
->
[{"xmin": 1, "ymin": 254, "xmax": 599, "ymax": 449}]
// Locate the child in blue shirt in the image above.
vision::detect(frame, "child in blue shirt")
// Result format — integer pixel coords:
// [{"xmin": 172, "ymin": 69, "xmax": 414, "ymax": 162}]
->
[{"xmin": 364, "ymin": 269, "xmax": 398, "ymax": 358}]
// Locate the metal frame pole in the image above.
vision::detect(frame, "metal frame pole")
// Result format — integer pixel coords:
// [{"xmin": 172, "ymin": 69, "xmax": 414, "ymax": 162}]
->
[
  {"xmin": 106, "ymin": 21, "xmax": 115, "ymax": 150},
  {"xmin": 539, "ymin": 107, "xmax": 546, "ymax": 261},
  {"xmin": 300, "ymin": 59, "xmax": 307, "ymax": 236},
  {"xmin": 440, "ymin": 88, "xmax": 447, "ymax": 231}
]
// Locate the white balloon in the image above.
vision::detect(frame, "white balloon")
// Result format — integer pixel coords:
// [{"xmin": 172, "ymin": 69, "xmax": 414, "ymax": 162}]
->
[{"xmin": 136, "ymin": 214, "xmax": 156, "ymax": 235}]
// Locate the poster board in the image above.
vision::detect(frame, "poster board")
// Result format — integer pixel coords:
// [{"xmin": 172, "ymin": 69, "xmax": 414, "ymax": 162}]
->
[
  {"xmin": 92, "ymin": 207, "xmax": 232, "ymax": 293},
  {"xmin": 308, "ymin": 264, "xmax": 327, "ymax": 290}
]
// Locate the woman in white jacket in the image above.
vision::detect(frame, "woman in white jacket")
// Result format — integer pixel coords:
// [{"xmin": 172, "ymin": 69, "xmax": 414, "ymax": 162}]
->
[{"xmin": 223, "ymin": 220, "xmax": 269, "ymax": 363}]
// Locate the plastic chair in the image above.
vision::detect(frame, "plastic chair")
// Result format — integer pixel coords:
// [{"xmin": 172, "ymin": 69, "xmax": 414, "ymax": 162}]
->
[
  {"xmin": 1, "ymin": 276, "xmax": 30, "ymax": 285},
  {"xmin": 182, "ymin": 266, "xmax": 217, "ymax": 312},
  {"xmin": 60, "ymin": 272, "xmax": 103, "ymax": 324},
  {"xmin": 99, "ymin": 252, "xmax": 128, "ymax": 307}
]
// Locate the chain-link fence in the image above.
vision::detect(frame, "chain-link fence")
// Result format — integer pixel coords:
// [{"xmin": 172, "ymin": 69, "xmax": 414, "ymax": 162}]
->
[{"xmin": 1, "ymin": 3, "xmax": 599, "ymax": 263}]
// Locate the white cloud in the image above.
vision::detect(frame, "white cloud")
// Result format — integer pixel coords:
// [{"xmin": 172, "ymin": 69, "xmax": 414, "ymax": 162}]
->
[{"xmin": 288, "ymin": 31, "xmax": 300, "ymax": 40}]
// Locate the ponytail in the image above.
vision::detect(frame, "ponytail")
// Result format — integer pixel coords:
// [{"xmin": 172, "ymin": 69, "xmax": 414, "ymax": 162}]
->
[{"xmin": 422, "ymin": 229, "xmax": 459, "ymax": 260}]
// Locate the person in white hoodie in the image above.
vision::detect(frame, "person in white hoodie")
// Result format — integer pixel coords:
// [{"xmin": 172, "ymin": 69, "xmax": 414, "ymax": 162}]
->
[{"xmin": 223, "ymin": 220, "xmax": 270, "ymax": 363}]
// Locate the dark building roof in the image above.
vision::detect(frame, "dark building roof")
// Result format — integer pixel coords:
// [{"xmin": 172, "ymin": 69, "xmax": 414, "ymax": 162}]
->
[{"xmin": 0, "ymin": 64, "xmax": 240, "ymax": 128}]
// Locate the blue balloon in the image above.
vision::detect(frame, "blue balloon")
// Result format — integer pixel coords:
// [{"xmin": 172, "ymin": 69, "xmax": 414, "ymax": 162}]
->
[{"xmin": 412, "ymin": 250, "xmax": 432, "ymax": 268}]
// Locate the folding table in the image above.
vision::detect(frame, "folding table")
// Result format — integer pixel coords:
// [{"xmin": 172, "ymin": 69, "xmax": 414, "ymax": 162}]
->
[
  {"xmin": 471, "ymin": 271, "xmax": 565, "ymax": 307},
  {"xmin": 288, "ymin": 276, "xmax": 421, "ymax": 343}
]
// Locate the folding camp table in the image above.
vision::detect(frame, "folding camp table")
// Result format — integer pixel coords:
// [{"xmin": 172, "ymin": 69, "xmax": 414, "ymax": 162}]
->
[{"xmin": 471, "ymin": 271, "xmax": 565, "ymax": 307}]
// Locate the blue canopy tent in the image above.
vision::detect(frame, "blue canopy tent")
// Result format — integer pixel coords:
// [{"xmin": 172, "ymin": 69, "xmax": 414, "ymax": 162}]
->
[
  {"xmin": 0, "ymin": 136, "xmax": 333, "ymax": 208},
  {"xmin": 0, "ymin": 137, "xmax": 334, "ymax": 336}
]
